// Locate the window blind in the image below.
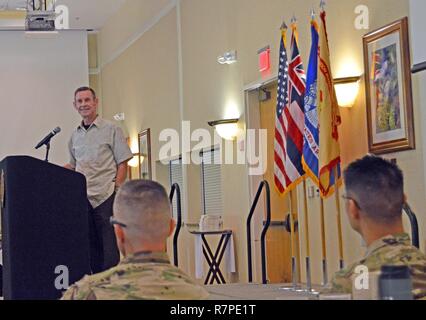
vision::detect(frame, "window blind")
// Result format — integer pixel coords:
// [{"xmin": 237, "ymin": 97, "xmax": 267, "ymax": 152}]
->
[
  {"xmin": 201, "ymin": 148, "xmax": 223, "ymax": 216},
  {"xmin": 169, "ymin": 158, "xmax": 183, "ymax": 219}
]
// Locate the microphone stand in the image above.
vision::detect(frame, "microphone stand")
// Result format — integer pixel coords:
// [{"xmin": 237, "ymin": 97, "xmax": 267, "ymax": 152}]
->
[{"xmin": 45, "ymin": 142, "xmax": 51, "ymax": 162}]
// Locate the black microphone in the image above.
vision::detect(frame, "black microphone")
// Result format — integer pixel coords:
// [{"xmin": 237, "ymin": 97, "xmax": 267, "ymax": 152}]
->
[{"xmin": 35, "ymin": 127, "xmax": 61, "ymax": 149}]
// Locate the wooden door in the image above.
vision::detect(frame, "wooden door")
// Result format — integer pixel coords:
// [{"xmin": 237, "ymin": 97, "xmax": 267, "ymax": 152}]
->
[{"xmin": 259, "ymin": 82, "xmax": 300, "ymax": 283}]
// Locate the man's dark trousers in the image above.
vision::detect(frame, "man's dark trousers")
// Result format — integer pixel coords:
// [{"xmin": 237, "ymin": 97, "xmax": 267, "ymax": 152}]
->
[
  {"xmin": 0, "ymin": 264, "xmax": 3, "ymax": 297},
  {"xmin": 88, "ymin": 193, "xmax": 120, "ymax": 274}
]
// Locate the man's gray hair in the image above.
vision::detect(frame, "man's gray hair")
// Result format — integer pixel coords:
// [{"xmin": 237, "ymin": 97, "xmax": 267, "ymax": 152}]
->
[
  {"xmin": 113, "ymin": 180, "xmax": 172, "ymax": 243},
  {"xmin": 74, "ymin": 86, "xmax": 96, "ymax": 100}
]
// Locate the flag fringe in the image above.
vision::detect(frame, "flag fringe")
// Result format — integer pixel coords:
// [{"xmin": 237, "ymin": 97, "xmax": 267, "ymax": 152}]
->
[
  {"xmin": 301, "ymin": 157, "xmax": 320, "ymax": 188},
  {"xmin": 276, "ymin": 175, "xmax": 307, "ymax": 197}
]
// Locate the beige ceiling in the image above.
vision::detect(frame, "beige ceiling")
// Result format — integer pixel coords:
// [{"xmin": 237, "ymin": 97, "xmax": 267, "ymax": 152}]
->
[{"xmin": 0, "ymin": 0, "xmax": 127, "ymax": 30}]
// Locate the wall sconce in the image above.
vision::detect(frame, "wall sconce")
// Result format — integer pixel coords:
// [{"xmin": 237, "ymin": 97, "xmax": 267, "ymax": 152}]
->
[
  {"xmin": 334, "ymin": 76, "xmax": 361, "ymax": 108},
  {"xmin": 217, "ymin": 50, "xmax": 237, "ymax": 65},
  {"xmin": 128, "ymin": 153, "xmax": 139, "ymax": 168},
  {"xmin": 208, "ymin": 119, "xmax": 240, "ymax": 140},
  {"xmin": 128, "ymin": 153, "xmax": 145, "ymax": 168}
]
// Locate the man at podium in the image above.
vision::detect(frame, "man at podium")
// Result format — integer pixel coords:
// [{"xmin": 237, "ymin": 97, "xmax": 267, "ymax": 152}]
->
[{"xmin": 65, "ymin": 87, "xmax": 133, "ymax": 274}]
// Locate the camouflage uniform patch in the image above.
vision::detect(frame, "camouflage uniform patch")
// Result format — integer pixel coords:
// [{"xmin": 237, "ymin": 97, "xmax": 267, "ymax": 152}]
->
[
  {"xmin": 329, "ymin": 234, "xmax": 426, "ymax": 300},
  {"xmin": 61, "ymin": 252, "xmax": 209, "ymax": 300}
]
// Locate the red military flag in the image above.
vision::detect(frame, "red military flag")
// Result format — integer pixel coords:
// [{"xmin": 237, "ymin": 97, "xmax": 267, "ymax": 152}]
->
[{"xmin": 317, "ymin": 10, "xmax": 342, "ymax": 198}]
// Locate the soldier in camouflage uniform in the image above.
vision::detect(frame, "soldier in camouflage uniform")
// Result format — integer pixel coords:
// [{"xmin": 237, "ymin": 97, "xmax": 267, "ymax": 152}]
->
[
  {"xmin": 328, "ymin": 155, "xmax": 426, "ymax": 300},
  {"xmin": 62, "ymin": 180, "xmax": 209, "ymax": 300}
]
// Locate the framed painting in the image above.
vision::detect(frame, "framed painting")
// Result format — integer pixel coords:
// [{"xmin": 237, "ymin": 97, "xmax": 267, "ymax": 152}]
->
[
  {"xmin": 138, "ymin": 129, "xmax": 152, "ymax": 180},
  {"xmin": 363, "ymin": 17, "xmax": 415, "ymax": 155}
]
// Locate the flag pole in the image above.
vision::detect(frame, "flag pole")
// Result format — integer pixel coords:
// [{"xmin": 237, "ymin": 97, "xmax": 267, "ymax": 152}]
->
[
  {"xmin": 319, "ymin": 0, "xmax": 329, "ymax": 287},
  {"xmin": 276, "ymin": 21, "xmax": 298, "ymax": 292},
  {"xmin": 302, "ymin": 180, "xmax": 312, "ymax": 291},
  {"xmin": 289, "ymin": 190, "xmax": 298, "ymax": 289},
  {"xmin": 320, "ymin": 198, "xmax": 328, "ymax": 285},
  {"xmin": 334, "ymin": 167, "xmax": 345, "ymax": 269}
]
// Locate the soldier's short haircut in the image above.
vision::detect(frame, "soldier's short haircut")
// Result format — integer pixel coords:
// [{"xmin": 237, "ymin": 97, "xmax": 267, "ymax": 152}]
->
[
  {"xmin": 74, "ymin": 86, "xmax": 97, "ymax": 100},
  {"xmin": 113, "ymin": 180, "xmax": 172, "ymax": 243},
  {"xmin": 344, "ymin": 155, "xmax": 404, "ymax": 224}
]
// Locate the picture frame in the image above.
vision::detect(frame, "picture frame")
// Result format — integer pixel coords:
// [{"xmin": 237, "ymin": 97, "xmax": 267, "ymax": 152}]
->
[
  {"xmin": 138, "ymin": 129, "xmax": 152, "ymax": 180},
  {"xmin": 363, "ymin": 17, "xmax": 415, "ymax": 155}
]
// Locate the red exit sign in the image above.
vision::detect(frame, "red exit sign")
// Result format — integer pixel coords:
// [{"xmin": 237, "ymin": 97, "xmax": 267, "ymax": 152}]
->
[{"xmin": 258, "ymin": 46, "xmax": 271, "ymax": 73}]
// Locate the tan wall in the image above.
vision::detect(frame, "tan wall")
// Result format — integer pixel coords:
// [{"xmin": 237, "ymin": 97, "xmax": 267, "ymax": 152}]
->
[
  {"xmin": 88, "ymin": 33, "xmax": 102, "ymax": 115},
  {"xmin": 410, "ymin": 0, "xmax": 426, "ymax": 252},
  {"xmin": 88, "ymin": 33, "xmax": 99, "ymax": 70},
  {"xmin": 100, "ymin": 8, "xmax": 181, "ymax": 178},
  {"xmin": 99, "ymin": 0, "xmax": 425, "ymax": 285},
  {"xmin": 410, "ymin": 0, "xmax": 426, "ymax": 65},
  {"xmin": 99, "ymin": 0, "xmax": 173, "ymax": 67}
]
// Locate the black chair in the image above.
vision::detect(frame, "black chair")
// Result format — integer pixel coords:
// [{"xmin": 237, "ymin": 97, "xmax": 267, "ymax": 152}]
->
[
  {"xmin": 246, "ymin": 181, "xmax": 271, "ymax": 285},
  {"xmin": 169, "ymin": 183, "xmax": 182, "ymax": 267},
  {"xmin": 403, "ymin": 203, "xmax": 420, "ymax": 248}
]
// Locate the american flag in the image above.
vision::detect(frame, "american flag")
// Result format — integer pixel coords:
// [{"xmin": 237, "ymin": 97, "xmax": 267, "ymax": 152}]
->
[{"xmin": 274, "ymin": 25, "xmax": 306, "ymax": 195}]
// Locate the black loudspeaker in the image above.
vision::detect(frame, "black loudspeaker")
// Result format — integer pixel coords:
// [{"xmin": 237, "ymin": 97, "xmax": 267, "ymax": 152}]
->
[{"xmin": 0, "ymin": 156, "xmax": 90, "ymax": 300}]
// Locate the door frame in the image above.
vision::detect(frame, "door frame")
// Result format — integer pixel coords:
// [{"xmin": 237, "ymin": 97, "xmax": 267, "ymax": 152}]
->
[
  {"xmin": 244, "ymin": 76, "xmax": 279, "ymax": 284},
  {"xmin": 244, "ymin": 75, "xmax": 278, "ymax": 212},
  {"xmin": 244, "ymin": 75, "xmax": 305, "ymax": 283}
]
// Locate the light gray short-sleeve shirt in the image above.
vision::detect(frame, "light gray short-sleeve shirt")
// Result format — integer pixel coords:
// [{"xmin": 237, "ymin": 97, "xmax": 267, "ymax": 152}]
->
[{"xmin": 69, "ymin": 117, "xmax": 133, "ymax": 208}]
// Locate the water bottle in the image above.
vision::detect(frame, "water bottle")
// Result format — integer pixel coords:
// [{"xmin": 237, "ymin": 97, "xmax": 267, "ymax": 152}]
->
[{"xmin": 379, "ymin": 265, "xmax": 413, "ymax": 300}]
